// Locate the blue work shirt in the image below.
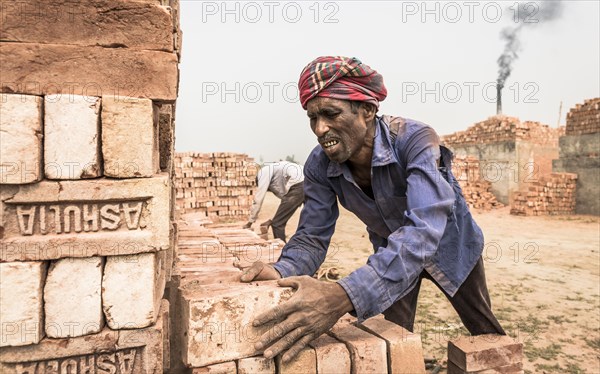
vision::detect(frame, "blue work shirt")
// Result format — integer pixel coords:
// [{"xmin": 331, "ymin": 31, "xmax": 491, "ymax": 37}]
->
[{"xmin": 273, "ymin": 116, "xmax": 485, "ymax": 322}]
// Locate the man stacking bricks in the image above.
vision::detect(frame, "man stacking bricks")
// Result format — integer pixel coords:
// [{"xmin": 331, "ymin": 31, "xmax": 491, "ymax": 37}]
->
[{"xmin": 241, "ymin": 56, "xmax": 506, "ymax": 363}]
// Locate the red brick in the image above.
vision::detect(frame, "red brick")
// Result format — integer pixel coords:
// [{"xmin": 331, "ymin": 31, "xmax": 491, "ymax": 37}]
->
[
  {"xmin": 448, "ymin": 335, "xmax": 523, "ymax": 372},
  {"xmin": 309, "ymin": 334, "xmax": 351, "ymax": 374},
  {"xmin": 359, "ymin": 316, "xmax": 426, "ymax": 374},
  {"xmin": 447, "ymin": 360, "xmax": 524, "ymax": 373},
  {"xmin": 328, "ymin": 321, "xmax": 387, "ymax": 374}
]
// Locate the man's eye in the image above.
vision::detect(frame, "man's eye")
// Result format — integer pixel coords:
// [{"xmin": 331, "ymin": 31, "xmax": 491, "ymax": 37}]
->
[{"xmin": 325, "ymin": 112, "xmax": 340, "ymax": 118}]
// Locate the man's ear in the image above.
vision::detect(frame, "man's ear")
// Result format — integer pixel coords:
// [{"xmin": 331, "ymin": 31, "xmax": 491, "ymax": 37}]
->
[{"xmin": 361, "ymin": 102, "xmax": 377, "ymax": 122}]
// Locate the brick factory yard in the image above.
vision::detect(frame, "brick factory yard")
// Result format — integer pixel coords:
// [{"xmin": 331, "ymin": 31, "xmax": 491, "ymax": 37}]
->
[{"xmin": 253, "ymin": 193, "xmax": 600, "ymax": 373}]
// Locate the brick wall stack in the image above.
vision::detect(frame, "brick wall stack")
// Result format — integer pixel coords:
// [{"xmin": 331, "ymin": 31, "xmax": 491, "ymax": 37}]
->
[
  {"xmin": 451, "ymin": 156, "xmax": 504, "ymax": 210},
  {"xmin": 553, "ymin": 98, "xmax": 600, "ymax": 215},
  {"xmin": 0, "ymin": 1, "xmax": 181, "ymax": 372},
  {"xmin": 565, "ymin": 98, "xmax": 600, "ymax": 135},
  {"xmin": 510, "ymin": 173, "xmax": 577, "ymax": 216},
  {"xmin": 442, "ymin": 116, "xmax": 564, "ymax": 146},
  {"xmin": 174, "ymin": 152, "xmax": 258, "ymax": 222},
  {"xmin": 166, "ymin": 213, "xmax": 428, "ymax": 373}
]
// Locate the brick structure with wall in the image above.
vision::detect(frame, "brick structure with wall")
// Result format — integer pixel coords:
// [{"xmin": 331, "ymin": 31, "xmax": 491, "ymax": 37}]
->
[
  {"xmin": 553, "ymin": 98, "xmax": 600, "ymax": 215},
  {"xmin": 0, "ymin": 1, "xmax": 181, "ymax": 371},
  {"xmin": 442, "ymin": 115, "xmax": 564, "ymax": 206}
]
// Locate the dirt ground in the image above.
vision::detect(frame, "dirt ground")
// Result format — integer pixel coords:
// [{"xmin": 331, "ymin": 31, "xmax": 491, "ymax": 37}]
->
[{"xmin": 252, "ymin": 193, "xmax": 600, "ymax": 374}]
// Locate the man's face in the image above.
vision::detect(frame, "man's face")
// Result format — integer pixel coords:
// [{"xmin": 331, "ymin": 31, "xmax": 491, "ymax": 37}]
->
[{"xmin": 306, "ymin": 97, "xmax": 372, "ymax": 164}]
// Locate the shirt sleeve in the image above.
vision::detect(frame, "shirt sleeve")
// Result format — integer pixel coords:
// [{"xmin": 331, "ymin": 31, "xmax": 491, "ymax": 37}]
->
[
  {"xmin": 337, "ymin": 125, "xmax": 455, "ymax": 322},
  {"xmin": 248, "ymin": 166, "xmax": 271, "ymax": 223},
  {"xmin": 273, "ymin": 152, "xmax": 338, "ymax": 277}
]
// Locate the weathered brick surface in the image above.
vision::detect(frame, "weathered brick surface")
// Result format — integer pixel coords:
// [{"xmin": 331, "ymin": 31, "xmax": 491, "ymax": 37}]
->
[
  {"xmin": 276, "ymin": 346, "xmax": 317, "ymax": 374},
  {"xmin": 237, "ymin": 356, "xmax": 276, "ymax": 374},
  {"xmin": 309, "ymin": 334, "xmax": 351, "ymax": 374},
  {"xmin": 181, "ymin": 281, "xmax": 293, "ymax": 367},
  {"xmin": 359, "ymin": 316, "xmax": 426, "ymax": 374},
  {"xmin": 448, "ymin": 335, "xmax": 523, "ymax": 372},
  {"xmin": 0, "ymin": 174, "xmax": 170, "ymax": 262},
  {"xmin": 447, "ymin": 360, "xmax": 524, "ymax": 373},
  {"xmin": 328, "ymin": 322, "xmax": 387, "ymax": 374},
  {"xmin": 0, "ymin": 0, "xmax": 174, "ymax": 51},
  {"xmin": 0, "ymin": 43, "xmax": 179, "ymax": 100},
  {"xmin": 229, "ymin": 241, "xmax": 284, "ymax": 269},
  {"xmin": 178, "ymin": 268, "xmax": 243, "ymax": 289},
  {"xmin": 102, "ymin": 96, "xmax": 159, "ymax": 178},
  {"xmin": 44, "ymin": 95, "xmax": 102, "ymax": 179},
  {"xmin": 44, "ymin": 257, "xmax": 104, "ymax": 338},
  {"xmin": 0, "ymin": 262, "xmax": 46, "ymax": 347},
  {"xmin": 192, "ymin": 361, "xmax": 237, "ymax": 373},
  {"xmin": 102, "ymin": 251, "xmax": 166, "ymax": 329},
  {"xmin": 0, "ymin": 300, "xmax": 169, "ymax": 373},
  {"xmin": 0, "ymin": 94, "xmax": 42, "ymax": 184}
]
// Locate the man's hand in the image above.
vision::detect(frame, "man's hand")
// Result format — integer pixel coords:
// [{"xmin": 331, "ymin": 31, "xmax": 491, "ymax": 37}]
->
[
  {"xmin": 252, "ymin": 276, "xmax": 354, "ymax": 363},
  {"xmin": 243, "ymin": 221, "xmax": 253, "ymax": 229},
  {"xmin": 240, "ymin": 261, "xmax": 281, "ymax": 282}
]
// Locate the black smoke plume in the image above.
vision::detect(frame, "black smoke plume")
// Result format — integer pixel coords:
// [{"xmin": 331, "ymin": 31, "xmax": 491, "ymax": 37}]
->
[{"xmin": 497, "ymin": 1, "xmax": 564, "ymax": 92}]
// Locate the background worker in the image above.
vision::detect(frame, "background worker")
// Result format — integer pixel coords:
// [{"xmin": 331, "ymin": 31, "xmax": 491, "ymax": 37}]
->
[{"xmin": 243, "ymin": 161, "xmax": 304, "ymax": 242}]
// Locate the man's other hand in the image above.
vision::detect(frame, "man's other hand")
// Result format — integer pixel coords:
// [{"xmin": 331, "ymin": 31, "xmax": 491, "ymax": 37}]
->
[
  {"xmin": 240, "ymin": 261, "xmax": 281, "ymax": 282},
  {"xmin": 252, "ymin": 276, "xmax": 354, "ymax": 363},
  {"xmin": 243, "ymin": 221, "xmax": 253, "ymax": 229}
]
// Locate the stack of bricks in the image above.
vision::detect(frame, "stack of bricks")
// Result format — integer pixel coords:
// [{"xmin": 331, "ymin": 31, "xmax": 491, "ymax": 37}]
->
[
  {"xmin": 448, "ymin": 335, "xmax": 523, "ymax": 373},
  {"xmin": 510, "ymin": 173, "xmax": 577, "ymax": 216},
  {"xmin": 174, "ymin": 152, "xmax": 258, "ymax": 221},
  {"xmin": 0, "ymin": 1, "xmax": 181, "ymax": 372},
  {"xmin": 442, "ymin": 116, "xmax": 564, "ymax": 146},
  {"xmin": 565, "ymin": 98, "xmax": 600, "ymax": 135},
  {"xmin": 166, "ymin": 213, "xmax": 428, "ymax": 373},
  {"xmin": 452, "ymin": 156, "xmax": 504, "ymax": 210}
]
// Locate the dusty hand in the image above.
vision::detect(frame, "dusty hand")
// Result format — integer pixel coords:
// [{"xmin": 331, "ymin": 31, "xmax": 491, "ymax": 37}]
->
[
  {"xmin": 253, "ymin": 276, "xmax": 354, "ymax": 363},
  {"xmin": 243, "ymin": 221, "xmax": 253, "ymax": 229},
  {"xmin": 240, "ymin": 261, "xmax": 281, "ymax": 282}
]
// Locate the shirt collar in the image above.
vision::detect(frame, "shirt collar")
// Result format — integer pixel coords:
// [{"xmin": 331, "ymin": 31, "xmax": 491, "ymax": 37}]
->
[{"xmin": 326, "ymin": 116, "xmax": 397, "ymax": 178}]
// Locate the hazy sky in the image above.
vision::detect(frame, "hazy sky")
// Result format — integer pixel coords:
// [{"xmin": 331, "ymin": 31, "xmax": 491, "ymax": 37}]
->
[{"xmin": 175, "ymin": 1, "xmax": 599, "ymax": 163}]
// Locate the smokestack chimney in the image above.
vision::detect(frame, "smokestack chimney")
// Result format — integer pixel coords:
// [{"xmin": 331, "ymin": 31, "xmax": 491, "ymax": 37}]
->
[{"xmin": 496, "ymin": 81, "xmax": 502, "ymax": 115}]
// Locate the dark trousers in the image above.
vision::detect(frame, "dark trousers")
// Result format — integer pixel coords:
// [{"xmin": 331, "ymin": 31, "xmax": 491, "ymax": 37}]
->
[
  {"xmin": 383, "ymin": 257, "xmax": 505, "ymax": 335},
  {"xmin": 271, "ymin": 182, "xmax": 304, "ymax": 242}
]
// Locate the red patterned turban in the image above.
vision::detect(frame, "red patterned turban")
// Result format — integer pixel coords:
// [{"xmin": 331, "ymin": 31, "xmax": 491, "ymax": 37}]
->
[{"xmin": 298, "ymin": 56, "xmax": 387, "ymax": 110}]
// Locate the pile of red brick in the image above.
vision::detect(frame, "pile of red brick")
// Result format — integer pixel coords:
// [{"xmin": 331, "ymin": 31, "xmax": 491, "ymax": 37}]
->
[
  {"xmin": 167, "ymin": 213, "xmax": 429, "ymax": 373},
  {"xmin": 442, "ymin": 116, "xmax": 563, "ymax": 146},
  {"xmin": 175, "ymin": 152, "xmax": 258, "ymax": 221},
  {"xmin": 510, "ymin": 173, "xmax": 577, "ymax": 216},
  {"xmin": 565, "ymin": 98, "xmax": 600, "ymax": 135},
  {"xmin": 452, "ymin": 156, "xmax": 504, "ymax": 210}
]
